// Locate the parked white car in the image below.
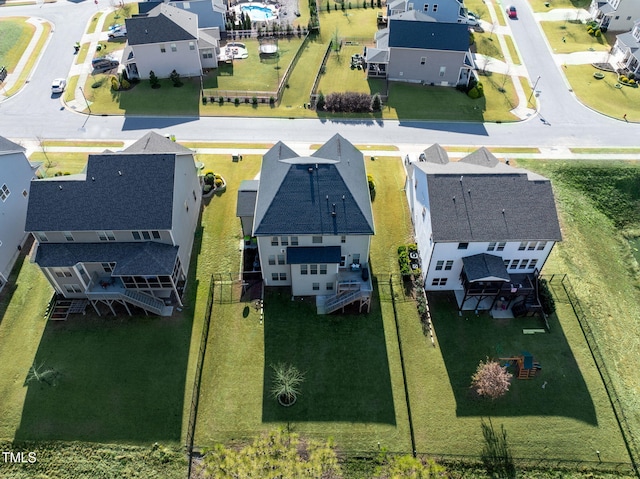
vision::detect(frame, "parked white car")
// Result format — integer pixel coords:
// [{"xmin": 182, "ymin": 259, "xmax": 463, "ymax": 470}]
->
[
  {"xmin": 466, "ymin": 12, "xmax": 479, "ymax": 26},
  {"xmin": 108, "ymin": 26, "xmax": 127, "ymax": 38},
  {"xmin": 51, "ymin": 78, "xmax": 67, "ymax": 94}
]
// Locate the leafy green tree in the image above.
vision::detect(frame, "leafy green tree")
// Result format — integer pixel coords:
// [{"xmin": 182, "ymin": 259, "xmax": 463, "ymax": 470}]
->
[
  {"xmin": 149, "ymin": 70, "xmax": 160, "ymax": 88},
  {"xmin": 271, "ymin": 362, "xmax": 304, "ymax": 405},
  {"xmin": 202, "ymin": 429, "xmax": 342, "ymax": 478}
]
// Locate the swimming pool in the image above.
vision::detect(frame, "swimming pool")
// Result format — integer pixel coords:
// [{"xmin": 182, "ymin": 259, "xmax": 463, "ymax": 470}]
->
[{"xmin": 240, "ymin": 4, "xmax": 276, "ymax": 22}]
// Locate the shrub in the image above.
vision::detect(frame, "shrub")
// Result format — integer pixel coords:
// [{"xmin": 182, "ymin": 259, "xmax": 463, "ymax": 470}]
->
[
  {"xmin": 537, "ymin": 278, "xmax": 556, "ymax": 315},
  {"xmin": 269, "ymin": 96, "xmax": 276, "ymax": 105},
  {"xmin": 234, "ymin": 98, "xmax": 240, "ymax": 106},
  {"xmin": 252, "ymin": 96, "xmax": 258, "ymax": 106},
  {"xmin": 316, "ymin": 92, "xmax": 325, "ymax": 110},
  {"xmin": 468, "ymin": 85, "xmax": 482, "ymax": 99},
  {"xmin": 397, "ymin": 245, "xmax": 407, "ymax": 255},
  {"xmin": 630, "ymin": 79, "xmax": 636, "ymax": 85},
  {"xmin": 203, "ymin": 184, "xmax": 212, "ymax": 193},
  {"xmin": 120, "ymin": 78, "xmax": 130, "ymax": 89},
  {"xmin": 204, "ymin": 172, "xmax": 215, "ymax": 185},
  {"xmin": 219, "ymin": 96, "xmax": 224, "ymax": 105},
  {"xmin": 214, "ymin": 178, "xmax": 224, "ymax": 188},
  {"xmin": 324, "ymin": 92, "xmax": 373, "ymax": 112},
  {"xmin": 202, "ymin": 96, "xmax": 208, "ymax": 105},
  {"xmin": 169, "ymin": 69, "xmax": 183, "ymax": 87},
  {"xmin": 110, "ymin": 76, "xmax": 120, "ymax": 91},
  {"xmin": 149, "ymin": 70, "xmax": 160, "ymax": 88},
  {"xmin": 371, "ymin": 93, "xmax": 382, "ymax": 111},
  {"xmin": 628, "ymin": 72, "xmax": 636, "ymax": 80},
  {"xmin": 621, "ymin": 76, "xmax": 629, "ymax": 83},
  {"xmin": 594, "ymin": 29, "xmax": 601, "ymax": 37}
]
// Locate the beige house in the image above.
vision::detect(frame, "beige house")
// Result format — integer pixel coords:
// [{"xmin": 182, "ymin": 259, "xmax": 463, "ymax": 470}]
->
[
  {"xmin": 25, "ymin": 133, "xmax": 202, "ymax": 317},
  {"xmin": 237, "ymin": 135, "xmax": 375, "ymax": 314}
]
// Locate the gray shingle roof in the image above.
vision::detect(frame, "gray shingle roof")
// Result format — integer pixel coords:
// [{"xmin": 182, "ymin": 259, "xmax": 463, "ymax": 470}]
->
[
  {"xmin": 25, "ymin": 153, "xmax": 176, "ymax": 232},
  {"xmin": 420, "ymin": 144, "xmax": 449, "ymax": 164},
  {"xmin": 236, "ymin": 180, "xmax": 259, "ymax": 217},
  {"xmin": 126, "ymin": 3, "xmax": 197, "ymax": 45},
  {"xmin": 124, "ymin": 131, "xmax": 193, "ymax": 154},
  {"xmin": 460, "ymin": 147, "xmax": 499, "ymax": 167},
  {"xmin": 425, "ymin": 169, "xmax": 562, "ymax": 243},
  {"xmin": 0, "ymin": 136, "xmax": 25, "ymax": 153},
  {"xmin": 462, "ymin": 253, "xmax": 510, "ymax": 282},
  {"xmin": 252, "ymin": 135, "xmax": 374, "ymax": 236},
  {"xmin": 388, "ymin": 16, "xmax": 470, "ymax": 52},
  {"xmin": 286, "ymin": 246, "xmax": 342, "ymax": 264},
  {"xmin": 35, "ymin": 242, "xmax": 179, "ymax": 275}
]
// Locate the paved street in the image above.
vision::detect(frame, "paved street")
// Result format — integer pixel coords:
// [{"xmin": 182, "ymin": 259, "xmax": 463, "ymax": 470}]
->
[{"xmin": 0, "ymin": 0, "xmax": 639, "ymax": 147}]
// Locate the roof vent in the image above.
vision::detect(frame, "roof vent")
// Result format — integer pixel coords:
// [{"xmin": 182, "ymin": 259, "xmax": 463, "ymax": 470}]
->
[
  {"xmin": 308, "ymin": 167, "xmax": 313, "ymax": 173},
  {"xmin": 459, "ymin": 175, "xmax": 463, "ymax": 182},
  {"xmin": 502, "ymin": 209, "xmax": 505, "ymax": 214},
  {"xmin": 92, "ymin": 176, "xmax": 95, "ymax": 181},
  {"xmin": 59, "ymin": 185, "xmax": 63, "ymax": 190},
  {"xmin": 342, "ymin": 195, "xmax": 345, "ymax": 200},
  {"xmin": 118, "ymin": 170, "xmax": 122, "ymax": 176}
]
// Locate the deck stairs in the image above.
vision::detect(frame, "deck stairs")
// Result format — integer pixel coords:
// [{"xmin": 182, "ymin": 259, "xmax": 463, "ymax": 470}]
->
[
  {"xmin": 123, "ymin": 290, "xmax": 173, "ymax": 316},
  {"xmin": 317, "ymin": 289, "xmax": 369, "ymax": 315}
]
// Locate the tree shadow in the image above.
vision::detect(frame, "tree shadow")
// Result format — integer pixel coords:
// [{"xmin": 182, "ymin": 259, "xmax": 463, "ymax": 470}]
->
[
  {"xmin": 427, "ymin": 292, "xmax": 598, "ymax": 425},
  {"xmin": 261, "ymin": 281, "xmax": 396, "ymax": 424}
]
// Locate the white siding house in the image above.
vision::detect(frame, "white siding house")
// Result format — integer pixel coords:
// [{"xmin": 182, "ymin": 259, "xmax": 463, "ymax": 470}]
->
[
  {"xmin": 237, "ymin": 135, "xmax": 375, "ymax": 314},
  {"xmin": 0, "ymin": 137, "xmax": 40, "ymax": 293},
  {"xmin": 25, "ymin": 132, "xmax": 202, "ymax": 317},
  {"xmin": 590, "ymin": 0, "xmax": 640, "ymax": 31},
  {"xmin": 405, "ymin": 145, "xmax": 562, "ymax": 313}
]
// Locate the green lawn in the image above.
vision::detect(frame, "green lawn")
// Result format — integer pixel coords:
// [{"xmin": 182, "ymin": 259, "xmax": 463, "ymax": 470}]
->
[
  {"xmin": 540, "ymin": 20, "xmax": 611, "ymax": 54},
  {"xmin": 529, "ymin": 0, "xmax": 591, "ymax": 12},
  {"xmin": 564, "ymin": 65, "xmax": 640, "ymax": 122},
  {"xmin": 4, "ymin": 21, "xmax": 51, "ymax": 97},
  {"xmin": 316, "ymin": 46, "xmax": 386, "ymax": 94},
  {"xmin": 318, "ymin": 6, "xmax": 383, "ymax": 41},
  {"xmin": 94, "ymin": 38, "xmax": 127, "ymax": 59},
  {"xmin": 86, "ymin": 12, "xmax": 101, "ymax": 35},
  {"xmin": 504, "ymin": 35, "xmax": 521, "ymax": 64},
  {"xmin": 29, "ymin": 152, "xmax": 89, "ymax": 175},
  {"xmin": 474, "ymin": 33, "xmax": 505, "ymax": 62},
  {"xmin": 102, "ymin": 3, "xmax": 137, "ymax": 32},
  {"xmin": 0, "ymin": 17, "xmax": 35, "ymax": 73},
  {"xmin": 76, "ymin": 42, "xmax": 90, "ymax": 65}
]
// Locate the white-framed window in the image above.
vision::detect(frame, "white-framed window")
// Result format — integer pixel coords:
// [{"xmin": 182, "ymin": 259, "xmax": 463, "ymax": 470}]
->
[
  {"xmin": 54, "ymin": 268, "xmax": 72, "ymax": 278},
  {"xmin": 63, "ymin": 232, "xmax": 74, "ymax": 242},
  {"xmin": 510, "ymin": 260, "xmax": 519, "ymax": 269},
  {"xmin": 268, "ymin": 255, "xmax": 276, "ymax": 265},
  {"xmin": 432, "ymin": 278, "xmax": 447, "ymax": 286},
  {"xmin": 352, "ymin": 253, "xmax": 361, "ymax": 264},
  {"xmin": 529, "ymin": 259, "xmax": 538, "ymax": 270},
  {"xmin": 503, "ymin": 259, "xmax": 510, "ymax": 267},
  {"xmin": 340, "ymin": 256, "xmax": 346, "ymax": 267},
  {"xmin": 423, "ymin": 3, "xmax": 428, "ymax": 11},
  {"xmin": 271, "ymin": 273, "xmax": 279, "ymax": 281},
  {"xmin": 432, "ymin": 3, "xmax": 438, "ymax": 11},
  {"xmin": 98, "ymin": 231, "xmax": 116, "ymax": 241},
  {"xmin": 435, "ymin": 260, "xmax": 444, "ymax": 271},
  {"xmin": 279, "ymin": 272, "xmax": 287, "ymax": 281},
  {"xmin": 487, "ymin": 242, "xmax": 496, "ymax": 251},
  {"xmin": 320, "ymin": 264, "xmax": 327, "ymax": 274},
  {"xmin": 518, "ymin": 242, "xmax": 527, "ymax": 251},
  {"xmin": 310, "ymin": 264, "xmax": 318, "ymax": 275},
  {"xmin": 189, "ymin": 41, "xmax": 195, "ymax": 51},
  {"xmin": 160, "ymin": 44, "xmax": 166, "ymax": 53},
  {"xmin": 281, "ymin": 236, "xmax": 289, "ymax": 246},
  {"xmin": 519, "ymin": 260, "xmax": 528, "ymax": 269},
  {"xmin": 420, "ymin": 56, "xmax": 426, "ymax": 65},
  {"xmin": 439, "ymin": 66, "xmax": 446, "ymax": 77},
  {"xmin": 171, "ymin": 43, "xmax": 177, "ymax": 52},
  {"xmin": 271, "ymin": 236, "xmax": 279, "ymax": 246},
  {"xmin": 537, "ymin": 241, "xmax": 547, "ymax": 250},
  {"xmin": 0, "ymin": 184, "xmax": 10, "ymax": 202},
  {"xmin": 312, "ymin": 282, "xmax": 320, "ymax": 291},
  {"xmin": 326, "ymin": 282, "xmax": 334, "ymax": 291},
  {"xmin": 497, "ymin": 242, "xmax": 506, "ymax": 251},
  {"xmin": 22, "ymin": 189, "xmax": 28, "ymax": 197},
  {"xmin": 301, "ymin": 264, "xmax": 308, "ymax": 275},
  {"xmin": 102, "ymin": 262, "xmax": 115, "ymax": 273},
  {"xmin": 202, "ymin": 50, "xmax": 213, "ymax": 59},
  {"xmin": 141, "ymin": 231, "xmax": 150, "ymax": 240},
  {"xmin": 312, "ymin": 236, "xmax": 322, "ymax": 244},
  {"xmin": 277, "ymin": 254, "xmax": 285, "ymax": 265},
  {"xmin": 291, "ymin": 236, "xmax": 299, "ymax": 246},
  {"xmin": 444, "ymin": 260, "xmax": 453, "ymax": 270},
  {"xmin": 458, "ymin": 242, "xmax": 468, "ymax": 250},
  {"xmin": 341, "ymin": 235, "xmax": 346, "ymax": 243},
  {"xmin": 527, "ymin": 241, "xmax": 536, "ymax": 250},
  {"xmin": 35, "ymin": 232, "xmax": 48, "ymax": 242},
  {"xmin": 64, "ymin": 284, "xmax": 82, "ymax": 293},
  {"xmin": 132, "ymin": 231, "xmax": 141, "ymax": 240},
  {"xmin": 152, "ymin": 231, "xmax": 161, "ymax": 239}
]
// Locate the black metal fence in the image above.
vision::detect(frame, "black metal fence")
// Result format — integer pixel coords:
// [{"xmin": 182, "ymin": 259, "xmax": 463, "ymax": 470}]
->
[
  {"xmin": 544, "ymin": 273, "xmax": 639, "ymax": 476},
  {"xmin": 185, "ymin": 275, "xmax": 215, "ymax": 479}
]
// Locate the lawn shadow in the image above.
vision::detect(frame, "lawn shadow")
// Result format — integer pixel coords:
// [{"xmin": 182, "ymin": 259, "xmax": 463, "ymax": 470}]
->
[
  {"xmin": 0, "ymin": 236, "xmax": 31, "ymax": 328},
  {"xmin": 428, "ymin": 292, "xmax": 598, "ymax": 425},
  {"xmin": 261, "ymin": 282, "xmax": 396, "ymax": 425}
]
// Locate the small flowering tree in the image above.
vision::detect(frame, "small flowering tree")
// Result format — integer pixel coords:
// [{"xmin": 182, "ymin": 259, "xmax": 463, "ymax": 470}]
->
[{"xmin": 471, "ymin": 358, "xmax": 513, "ymax": 400}]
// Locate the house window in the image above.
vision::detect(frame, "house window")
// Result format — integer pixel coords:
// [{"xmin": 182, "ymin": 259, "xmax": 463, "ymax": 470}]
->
[
  {"xmin": 182, "ymin": 1, "xmax": 190, "ymax": 8},
  {"xmin": 301, "ymin": 264, "xmax": 308, "ymax": 275},
  {"xmin": 627, "ymin": 16, "xmax": 632, "ymax": 21},
  {"xmin": 291, "ymin": 236, "xmax": 299, "ymax": 246},
  {"xmin": 23, "ymin": 189, "xmax": 28, "ymax": 197},
  {"xmin": 503, "ymin": 259, "xmax": 510, "ymax": 267},
  {"xmin": 439, "ymin": 66, "xmax": 446, "ymax": 77},
  {"xmin": 326, "ymin": 282, "xmax": 334, "ymax": 291},
  {"xmin": 537, "ymin": 241, "xmax": 547, "ymax": 250},
  {"xmin": 312, "ymin": 236, "xmax": 322, "ymax": 244},
  {"xmin": 279, "ymin": 272, "xmax": 287, "ymax": 281},
  {"xmin": 142, "ymin": 231, "xmax": 151, "ymax": 240},
  {"xmin": 98, "ymin": 231, "xmax": 116, "ymax": 241},
  {"xmin": 444, "ymin": 260, "xmax": 453, "ymax": 271},
  {"xmin": 529, "ymin": 259, "xmax": 538, "ymax": 270},
  {"xmin": 458, "ymin": 242, "xmax": 468, "ymax": 250},
  {"xmin": 510, "ymin": 260, "xmax": 519, "ymax": 269},
  {"xmin": 132, "ymin": 231, "xmax": 141, "ymax": 240},
  {"xmin": 614, "ymin": 15, "xmax": 619, "ymax": 20},
  {"xmin": 35, "ymin": 232, "xmax": 48, "ymax": 242},
  {"xmin": 277, "ymin": 254, "xmax": 285, "ymax": 265},
  {"xmin": 340, "ymin": 256, "xmax": 346, "ymax": 267},
  {"xmin": 64, "ymin": 284, "xmax": 82, "ymax": 294},
  {"xmin": 189, "ymin": 41, "xmax": 195, "ymax": 51},
  {"xmin": 518, "ymin": 242, "xmax": 527, "ymax": 250},
  {"xmin": 160, "ymin": 44, "xmax": 166, "ymax": 53},
  {"xmin": 527, "ymin": 241, "xmax": 536, "ymax": 250},
  {"xmin": 55, "ymin": 268, "xmax": 72, "ymax": 278},
  {"xmin": 310, "ymin": 264, "xmax": 318, "ymax": 275},
  {"xmin": 435, "ymin": 260, "xmax": 444, "ymax": 271},
  {"xmin": 0, "ymin": 184, "xmax": 10, "ymax": 201},
  {"xmin": 281, "ymin": 236, "xmax": 289, "ymax": 246},
  {"xmin": 320, "ymin": 264, "xmax": 327, "ymax": 274},
  {"xmin": 341, "ymin": 235, "xmax": 346, "ymax": 243},
  {"xmin": 420, "ymin": 56, "xmax": 426, "ymax": 65},
  {"xmin": 171, "ymin": 43, "xmax": 177, "ymax": 52},
  {"xmin": 268, "ymin": 255, "xmax": 276, "ymax": 265},
  {"xmin": 487, "ymin": 242, "xmax": 496, "ymax": 251},
  {"xmin": 352, "ymin": 253, "xmax": 361, "ymax": 264},
  {"xmin": 271, "ymin": 236, "xmax": 279, "ymax": 246},
  {"xmin": 423, "ymin": 3, "xmax": 428, "ymax": 11},
  {"xmin": 432, "ymin": 3, "xmax": 438, "ymax": 11},
  {"xmin": 63, "ymin": 232, "xmax": 74, "ymax": 242},
  {"xmin": 431, "ymin": 278, "xmax": 447, "ymax": 286},
  {"xmin": 152, "ymin": 231, "xmax": 161, "ymax": 239},
  {"xmin": 202, "ymin": 50, "xmax": 213, "ymax": 59},
  {"xmin": 312, "ymin": 282, "xmax": 320, "ymax": 291},
  {"xmin": 519, "ymin": 260, "xmax": 528, "ymax": 269},
  {"xmin": 272, "ymin": 273, "xmax": 279, "ymax": 281},
  {"xmin": 102, "ymin": 262, "xmax": 115, "ymax": 273},
  {"xmin": 497, "ymin": 242, "xmax": 506, "ymax": 251}
]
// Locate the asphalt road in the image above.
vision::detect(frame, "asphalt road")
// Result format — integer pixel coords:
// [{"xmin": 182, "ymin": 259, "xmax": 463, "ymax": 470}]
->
[{"xmin": 1, "ymin": 0, "xmax": 640, "ymax": 147}]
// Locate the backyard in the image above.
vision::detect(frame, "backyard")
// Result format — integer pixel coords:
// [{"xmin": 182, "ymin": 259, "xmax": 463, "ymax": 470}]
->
[{"xmin": 540, "ymin": 20, "xmax": 612, "ymax": 54}]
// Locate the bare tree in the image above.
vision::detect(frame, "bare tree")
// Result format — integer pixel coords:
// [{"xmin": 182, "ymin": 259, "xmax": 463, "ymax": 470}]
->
[{"xmin": 471, "ymin": 358, "xmax": 513, "ymax": 399}]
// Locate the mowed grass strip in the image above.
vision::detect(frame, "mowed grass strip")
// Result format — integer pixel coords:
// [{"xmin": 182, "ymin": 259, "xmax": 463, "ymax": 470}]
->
[
  {"xmin": 29, "ymin": 152, "xmax": 89, "ymax": 175},
  {"xmin": 180, "ymin": 142, "xmax": 274, "ymax": 150},
  {"xmin": 540, "ymin": 21, "xmax": 610, "ymax": 54},
  {"xmin": 41, "ymin": 140, "xmax": 125, "ymax": 148},
  {"xmin": 0, "ymin": 17, "xmax": 35, "ymax": 72},
  {"xmin": 529, "ymin": 0, "xmax": 590, "ymax": 12},
  {"xmin": 4, "ymin": 21, "xmax": 52, "ymax": 97}
]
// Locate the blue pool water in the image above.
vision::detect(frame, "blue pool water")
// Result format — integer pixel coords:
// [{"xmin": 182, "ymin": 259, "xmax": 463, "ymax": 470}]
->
[{"xmin": 241, "ymin": 4, "xmax": 274, "ymax": 21}]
